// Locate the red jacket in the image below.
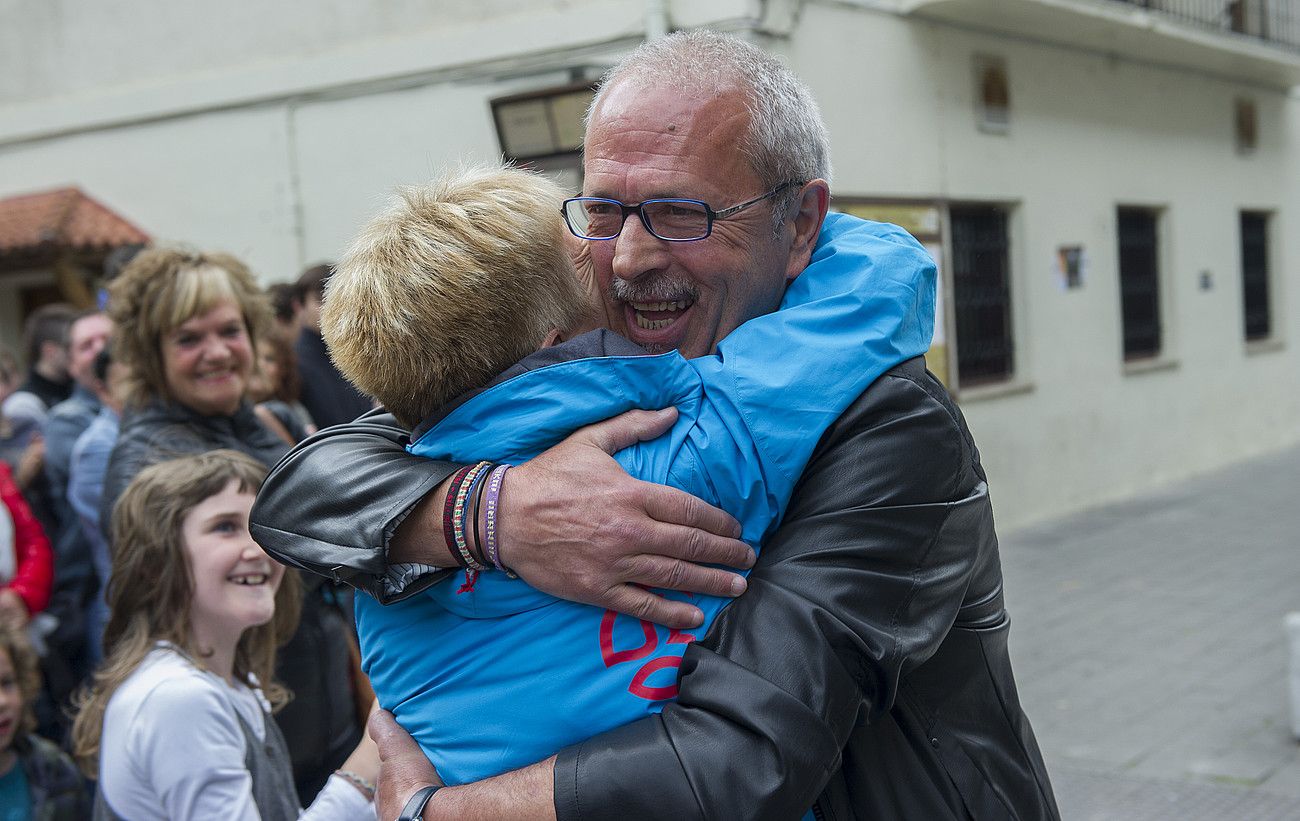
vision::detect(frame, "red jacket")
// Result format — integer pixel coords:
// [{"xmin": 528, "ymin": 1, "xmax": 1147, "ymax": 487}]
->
[{"xmin": 0, "ymin": 462, "xmax": 53, "ymax": 614}]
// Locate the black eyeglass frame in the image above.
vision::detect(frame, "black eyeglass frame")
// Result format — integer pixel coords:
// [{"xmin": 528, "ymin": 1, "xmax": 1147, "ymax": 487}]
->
[{"xmin": 561, "ymin": 180, "xmax": 805, "ymax": 242}]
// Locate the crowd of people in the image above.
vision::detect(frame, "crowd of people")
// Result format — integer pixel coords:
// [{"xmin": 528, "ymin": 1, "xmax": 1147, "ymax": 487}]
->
[
  {"xmin": 0, "ymin": 251, "xmax": 380, "ymax": 818},
  {"xmin": 0, "ymin": 29, "xmax": 1059, "ymax": 821}
]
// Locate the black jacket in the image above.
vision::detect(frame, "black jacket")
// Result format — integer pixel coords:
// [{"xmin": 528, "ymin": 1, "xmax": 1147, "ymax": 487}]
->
[
  {"xmin": 251, "ymin": 358, "xmax": 1058, "ymax": 819},
  {"xmin": 102, "ymin": 400, "xmax": 363, "ymax": 805},
  {"xmin": 295, "ymin": 329, "xmax": 373, "ymax": 430}
]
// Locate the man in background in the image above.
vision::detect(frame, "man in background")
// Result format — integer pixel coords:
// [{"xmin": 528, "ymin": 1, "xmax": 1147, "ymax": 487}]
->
[
  {"xmin": 293, "ymin": 264, "xmax": 373, "ymax": 428},
  {"xmin": 3, "ymin": 304, "xmax": 76, "ymax": 423},
  {"xmin": 43, "ymin": 310, "xmax": 112, "ymax": 536}
]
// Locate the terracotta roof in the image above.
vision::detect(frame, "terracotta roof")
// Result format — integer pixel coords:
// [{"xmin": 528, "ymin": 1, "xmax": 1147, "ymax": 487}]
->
[{"xmin": 0, "ymin": 187, "xmax": 149, "ymax": 256}]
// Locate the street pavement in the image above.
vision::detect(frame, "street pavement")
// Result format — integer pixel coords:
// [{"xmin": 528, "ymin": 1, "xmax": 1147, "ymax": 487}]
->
[{"xmin": 1000, "ymin": 442, "xmax": 1300, "ymax": 819}]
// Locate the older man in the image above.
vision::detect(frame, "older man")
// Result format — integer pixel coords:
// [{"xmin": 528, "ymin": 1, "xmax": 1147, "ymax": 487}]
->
[{"xmin": 252, "ymin": 30, "xmax": 1056, "ymax": 821}]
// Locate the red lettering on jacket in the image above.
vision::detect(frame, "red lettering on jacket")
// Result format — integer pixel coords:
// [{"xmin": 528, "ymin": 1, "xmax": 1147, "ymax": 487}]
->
[
  {"xmin": 599, "ymin": 609, "xmax": 659, "ymax": 666},
  {"xmin": 600, "ymin": 608, "xmax": 699, "ymax": 700},
  {"xmin": 628, "ymin": 656, "xmax": 681, "ymax": 701}
]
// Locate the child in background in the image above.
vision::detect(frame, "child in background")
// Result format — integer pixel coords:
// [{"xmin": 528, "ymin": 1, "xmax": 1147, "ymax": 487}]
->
[
  {"xmin": 0, "ymin": 349, "xmax": 43, "ymax": 501},
  {"xmin": 0, "ymin": 459, "xmax": 52, "ymax": 634},
  {"xmin": 247, "ymin": 330, "xmax": 316, "ymax": 445},
  {"xmin": 71, "ymin": 450, "xmax": 378, "ymax": 820},
  {"xmin": 0, "ymin": 622, "xmax": 86, "ymax": 820},
  {"xmin": 323, "ymin": 164, "xmax": 935, "ymax": 786}
]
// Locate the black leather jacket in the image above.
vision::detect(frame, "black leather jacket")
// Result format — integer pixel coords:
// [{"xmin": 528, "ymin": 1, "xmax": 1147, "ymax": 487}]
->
[{"xmin": 252, "ymin": 358, "xmax": 1058, "ymax": 820}]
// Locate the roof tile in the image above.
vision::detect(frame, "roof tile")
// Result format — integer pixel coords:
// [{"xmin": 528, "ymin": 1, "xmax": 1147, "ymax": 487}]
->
[{"xmin": 0, "ymin": 187, "xmax": 149, "ymax": 255}]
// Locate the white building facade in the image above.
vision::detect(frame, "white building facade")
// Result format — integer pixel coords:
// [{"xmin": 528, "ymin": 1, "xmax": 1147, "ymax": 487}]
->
[{"xmin": 2, "ymin": 0, "xmax": 1297, "ymax": 529}]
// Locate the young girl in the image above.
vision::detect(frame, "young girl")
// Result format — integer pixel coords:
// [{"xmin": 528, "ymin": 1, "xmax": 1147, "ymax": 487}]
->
[
  {"xmin": 71, "ymin": 450, "xmax": 378, "ymax": 820},
  {"xmin": 0, "ymin": 623, "xmax": 86, "ymax": 820}
]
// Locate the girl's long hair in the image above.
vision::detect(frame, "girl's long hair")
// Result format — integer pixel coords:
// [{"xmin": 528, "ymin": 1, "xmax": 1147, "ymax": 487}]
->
[
  {"xmin": 70, "ymin": 450, "xmax": 301, "ymax": 776},
  {"xmin": 0, "ymin": 622, "xmax": 41, "ymax": 740}
]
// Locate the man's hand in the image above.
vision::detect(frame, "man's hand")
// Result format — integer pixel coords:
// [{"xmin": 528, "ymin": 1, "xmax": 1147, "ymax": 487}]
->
[
  {"xmin": 369, "ymin": 709, "xmax": 440, "ymax": 820},
  {"xmin": 498, "ymin": 407, "xmax": 754, "ymax": 630},
  {"xmin": 370, "ymin": 708, "xmax": 557, "ymax": 821}
]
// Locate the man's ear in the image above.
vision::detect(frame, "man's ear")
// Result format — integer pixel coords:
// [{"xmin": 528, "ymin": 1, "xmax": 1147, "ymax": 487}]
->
[
  {"xmin": 541, "ymin": 328, "xmax": 564, "ymax": 348},
  {"xmin": 784, "ymin": 179, "xmax": 830, "ymax": 281}
]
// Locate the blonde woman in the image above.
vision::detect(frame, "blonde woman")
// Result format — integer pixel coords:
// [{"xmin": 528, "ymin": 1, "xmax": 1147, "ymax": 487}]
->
[
  {"xmin": 101, "ymin": 249, "xmax": 365, "ymax": 802},
  {"xmin": 72, "ymin": 450, "xmax": 377, "ymax": 820}
]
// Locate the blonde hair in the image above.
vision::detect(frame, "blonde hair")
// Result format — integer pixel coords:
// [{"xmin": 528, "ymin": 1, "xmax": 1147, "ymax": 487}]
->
[
  {"xmin": 71, "ymin": 450, "xmax": 300, "ymax": 776},
  {"xmin": 0, "ymin": 623, "xmax": 41, "ymax": 741},
  {"xmin": 322, "ymin": 165, "xmax": 589, "ymax": 429},
  {"xmin": 108, "ymin": 247, "xmax": 272, "ymax": 410}
]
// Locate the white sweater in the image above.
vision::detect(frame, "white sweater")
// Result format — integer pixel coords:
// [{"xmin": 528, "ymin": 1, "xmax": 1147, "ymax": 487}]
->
[{"xmin": 99, "ymin": 645, "xmax": 372, "ymax": 820}]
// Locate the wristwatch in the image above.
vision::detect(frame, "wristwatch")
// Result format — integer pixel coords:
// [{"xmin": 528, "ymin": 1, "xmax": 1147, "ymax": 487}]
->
[{"xmin": 398, "ymin": 785, "xmax": 442, "ymax": 820}]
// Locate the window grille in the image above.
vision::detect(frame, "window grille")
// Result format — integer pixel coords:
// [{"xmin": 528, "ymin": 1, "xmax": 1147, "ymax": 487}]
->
[
  {"xmin": 950, "ymin": 205, "xmax": 1014, "ymax": 385},
  {"xmin": 1117, "ymin": 207, "xmax": 1162, "ymax": 360},
  {"xmin": 1240, "ymin": 211, "xmax": 1271, "ymax": 341}
]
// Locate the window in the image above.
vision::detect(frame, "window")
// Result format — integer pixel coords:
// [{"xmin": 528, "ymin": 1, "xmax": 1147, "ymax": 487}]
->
[
  {"xmin": 1240, "ymin": 211, "xmax": 1271, "ymax": 341},
  {"xmin": 1116, "ymin": 207, "xmax": 1161, "ymax": 360},
  {"xmin": 491, "ymin": 82, "xmax": 595, "ymax": 193},
  {"xmin": 950, "ymin": 205, "xmax": 1013, "ymax": 385}
]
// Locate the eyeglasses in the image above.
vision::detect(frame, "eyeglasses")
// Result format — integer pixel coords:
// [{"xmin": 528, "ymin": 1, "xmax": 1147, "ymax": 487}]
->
[{"xmin": 561, "ymin": 181, "xmax": 803, "ymax": 242}]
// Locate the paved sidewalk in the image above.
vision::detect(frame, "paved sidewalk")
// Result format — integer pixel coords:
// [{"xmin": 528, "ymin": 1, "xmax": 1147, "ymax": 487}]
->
[{"xmin": 999, "ymin": 443, "xmax": 1300, "ymax": 819}]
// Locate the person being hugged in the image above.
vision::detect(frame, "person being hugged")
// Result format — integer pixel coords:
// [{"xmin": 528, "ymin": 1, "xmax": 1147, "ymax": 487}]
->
[{"xmin": 71, "ymin": 450, "xmax": 377, "ymax": 820}]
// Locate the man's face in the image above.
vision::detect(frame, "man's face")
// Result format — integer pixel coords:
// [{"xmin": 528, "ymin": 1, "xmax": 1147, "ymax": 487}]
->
[
  {"xmin": 581, "ymin": 81, "xmax": 798, "ymax": 358},
  {"xmin": 68, "ymin": 313, "xmax": 112, "ymax": 389},
  {"xmin": 39, "ymin": 339, "xmax": 70, "ymax": 381},
  {"xmin": 301, "ymin": 291, "xmax": 323, "ymax": 334}
]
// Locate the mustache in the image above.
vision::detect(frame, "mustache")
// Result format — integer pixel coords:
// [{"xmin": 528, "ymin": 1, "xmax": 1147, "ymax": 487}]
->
[{"xmin": 609, "ymin": 275, "xmax": 699, "ymax": 304}]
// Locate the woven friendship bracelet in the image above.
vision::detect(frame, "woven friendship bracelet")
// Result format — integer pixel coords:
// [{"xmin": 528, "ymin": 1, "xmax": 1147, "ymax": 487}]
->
[
  {"xmin": 483, "ymin": 463, "xmax": 515, "ymax": 577},
  {"xmin": 452, "ymin": 461, "xmax": 491, "ymax": 571},
  {"xmin": 440, "ymin": 464, "xmax": 476, "ymax": 568}
]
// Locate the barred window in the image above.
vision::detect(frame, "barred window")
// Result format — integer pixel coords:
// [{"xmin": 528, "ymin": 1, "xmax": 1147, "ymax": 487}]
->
[
  {"xmin": 1117, "ymin": 207, "xmax": 1162, "ymax": 361},
  {"xmin": 1240, "ymin": 211, "xmax": 1271, "ymax": 341},
  {"xmin": 950, "ymin": 205, "xmax": 1013, "ymax": 386}
]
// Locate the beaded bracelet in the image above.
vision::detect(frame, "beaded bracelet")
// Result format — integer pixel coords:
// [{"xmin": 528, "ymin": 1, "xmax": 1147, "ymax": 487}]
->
[
  {"xmin": 483, "ymin": 463, "xmax": 516, "ymax": 577},
  {"xmin": 334, "ymin": 768, "xmax": 375, "ymax": 800}
]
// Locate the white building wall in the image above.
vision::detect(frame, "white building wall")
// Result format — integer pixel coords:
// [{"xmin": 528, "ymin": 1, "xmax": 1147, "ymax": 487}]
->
[
  {"xmin": 1, "ymin": 0, "xmax": 1296, "ymax": 528},
  {"xmin": 781, "ymin": 2, "xmax": 1300, "ymax": 527}
]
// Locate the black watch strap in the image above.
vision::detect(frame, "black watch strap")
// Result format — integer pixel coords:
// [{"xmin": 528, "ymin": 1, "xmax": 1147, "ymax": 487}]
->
[{"xmin": 398, "ymin": 784, "xmax": 442, "ymax": 820}]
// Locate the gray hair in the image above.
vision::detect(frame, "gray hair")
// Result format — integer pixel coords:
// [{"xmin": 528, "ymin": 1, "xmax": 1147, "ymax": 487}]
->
[{"xmin": 586, "ymin": 29, "xmax": 832, "ymax": 231}]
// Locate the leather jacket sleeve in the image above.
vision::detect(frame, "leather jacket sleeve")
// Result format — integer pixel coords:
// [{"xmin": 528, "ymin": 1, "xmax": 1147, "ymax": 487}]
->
[
  {"xmin": 553, "ymin": 359, "xmax": 990, "ymax": 820},
  {"xmin": 249, "ymin": 409, "xmax": 460, "ymax": 601}
]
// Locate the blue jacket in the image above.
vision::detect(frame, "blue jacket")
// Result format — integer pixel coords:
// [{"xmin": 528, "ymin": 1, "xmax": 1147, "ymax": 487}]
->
[{"xmin": 356, "ymin": 212, "xmax": 936, "ymax": 785}]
